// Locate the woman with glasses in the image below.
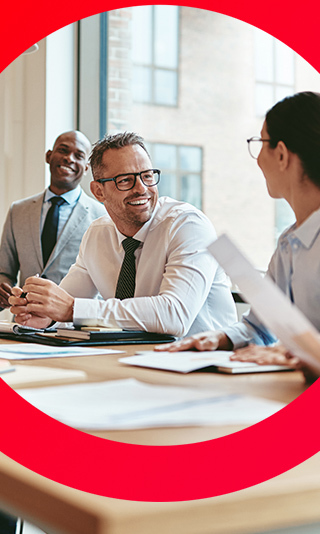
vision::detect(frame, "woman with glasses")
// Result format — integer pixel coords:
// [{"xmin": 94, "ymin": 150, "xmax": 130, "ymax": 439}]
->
[{"xmin": 156, "ymin": 91, "xmax": 320, "ymax": 381}]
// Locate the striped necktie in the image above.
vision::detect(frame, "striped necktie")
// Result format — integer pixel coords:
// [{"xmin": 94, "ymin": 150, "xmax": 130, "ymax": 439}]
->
[
  {"xmin": 115, "ymin": 237, "xmax": 141, "ymax": 300},
  {"xmin": 41, "ymin": 196, "xmax": 66, "ymax": 266}
]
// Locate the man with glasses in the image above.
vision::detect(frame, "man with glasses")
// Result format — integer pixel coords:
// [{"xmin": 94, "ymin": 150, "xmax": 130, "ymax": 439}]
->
[{"xmin": 10, "ymin": 132, "xmax": 237, "ymax": 336}]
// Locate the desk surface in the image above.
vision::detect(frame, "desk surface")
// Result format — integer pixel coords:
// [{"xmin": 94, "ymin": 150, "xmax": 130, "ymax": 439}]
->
[{"xmin": 0, "ymin": 339, "xmax": 319, "ymax": 534}]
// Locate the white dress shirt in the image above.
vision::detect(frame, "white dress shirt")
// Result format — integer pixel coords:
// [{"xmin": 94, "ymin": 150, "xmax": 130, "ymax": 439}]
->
[
  {"xmin": 224, "ymin": 207, "xmax": 320, "ymax": 348},
  {"xmin": 60, "ymin": 197, "xmax": 237, "ymax": 336}
]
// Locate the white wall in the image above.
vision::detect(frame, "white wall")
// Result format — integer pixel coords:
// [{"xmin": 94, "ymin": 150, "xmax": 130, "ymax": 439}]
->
[
  {"xmin": 0, "ymin": 24, "xmax": 77, "ymax": 231},
  {"xmin": 45, "ymin": 24, "xmax": 77, "ymax": 185}
]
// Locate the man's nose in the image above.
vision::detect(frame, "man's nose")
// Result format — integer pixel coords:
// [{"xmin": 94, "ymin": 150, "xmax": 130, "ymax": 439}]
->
[
  {"xmin": 133, "ymin": 174, "xmax": 148, "ymax": 193},
  {"xmin": 64, "ymin": 152, "xmax": 76, "ymax": 163}
]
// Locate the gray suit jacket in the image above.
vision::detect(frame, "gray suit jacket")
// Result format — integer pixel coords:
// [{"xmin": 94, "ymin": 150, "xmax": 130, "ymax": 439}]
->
[{"xmin": 0, "ymin": 188, "xmax": 106, "ymax": 290}]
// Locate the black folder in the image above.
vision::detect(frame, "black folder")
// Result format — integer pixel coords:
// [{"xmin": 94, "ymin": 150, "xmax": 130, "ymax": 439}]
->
[{"xmin": 0, "ymin": 329, "xmax": 176, "ymax": 346}]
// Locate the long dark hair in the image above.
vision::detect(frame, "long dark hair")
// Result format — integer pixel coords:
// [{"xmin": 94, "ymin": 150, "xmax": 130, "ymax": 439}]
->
[{"xmin": 266, "ymin": 91, "xmax": 320, "ymax": 188}]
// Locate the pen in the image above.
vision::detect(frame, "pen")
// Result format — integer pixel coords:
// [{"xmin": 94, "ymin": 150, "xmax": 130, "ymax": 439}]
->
[{"xmin": 20, "ymin": 273, "xmax": 40, "ymax": 299}]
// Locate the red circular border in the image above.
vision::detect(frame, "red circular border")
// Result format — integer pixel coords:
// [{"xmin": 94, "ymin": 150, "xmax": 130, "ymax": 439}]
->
[{"xmin": 1, "ymin": 0, "xmax": 320, "ymax": 502}]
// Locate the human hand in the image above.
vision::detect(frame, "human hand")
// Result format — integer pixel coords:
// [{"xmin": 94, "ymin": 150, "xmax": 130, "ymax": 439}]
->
[
  {"xmin": 11, "ymin": 276, "xmax": 74, "ymax": 324},
  {"xmin": 0, "ymin": 282, "xmax": 13, "ymax": 308},
  {"xmin": 230, "ymin": 344, "xmax": 300, "ymax": 367},
  {"xmin": 16, "ymin": 276, "xmax": 75, "ymax": 323},
  {"xmin": 154, "ymin": 330, "xmax": 233, "ymax": 352},
  {"xmin": 9, "ymin": 286, "xmax": 51, "ymax": 328}
]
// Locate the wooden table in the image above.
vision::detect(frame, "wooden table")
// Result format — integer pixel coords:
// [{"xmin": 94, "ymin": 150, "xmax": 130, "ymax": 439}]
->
[{"xmin": 0, "ymin": 340, "xmax": 319, "ymax": 534}]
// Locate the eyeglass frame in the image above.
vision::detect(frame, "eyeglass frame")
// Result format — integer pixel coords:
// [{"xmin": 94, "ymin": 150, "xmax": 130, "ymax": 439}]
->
[
  {"xmin": 247, "ymin": 137, "xmax": 271, "ymax": 159},
  {"xmin": 95, "ymin": 169, "xmax": 161, "ymax": 191}
]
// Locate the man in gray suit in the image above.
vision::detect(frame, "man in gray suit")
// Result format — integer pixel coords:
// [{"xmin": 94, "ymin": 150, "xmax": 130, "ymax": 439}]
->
[{"xmin": 0, "ymin": 130, "xmax": 105, "ymax": 309}]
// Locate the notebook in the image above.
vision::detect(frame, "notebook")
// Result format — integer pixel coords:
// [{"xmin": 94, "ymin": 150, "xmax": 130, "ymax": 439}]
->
[{"xmin": 120, "ymin": 351, "xmax": 294, "ymax": 374}]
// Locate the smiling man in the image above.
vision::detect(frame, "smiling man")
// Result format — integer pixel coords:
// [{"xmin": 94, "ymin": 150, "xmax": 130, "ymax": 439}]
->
[
  {"xmin": 10, "ymin": 132, "xmax": 237, "ymax": 336},
  {"xmin": 0, "ymin": 130, "xmax": 105, "ymax": 309}
]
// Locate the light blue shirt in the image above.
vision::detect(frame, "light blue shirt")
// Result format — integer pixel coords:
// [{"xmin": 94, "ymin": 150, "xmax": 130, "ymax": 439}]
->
[
  {"xmin": 41, "ymin": 186, "xmax": 82, "ymax": 240},
  {"xmin": 225, "ymin": 207, "xmax": 320, "ymax": 348}
]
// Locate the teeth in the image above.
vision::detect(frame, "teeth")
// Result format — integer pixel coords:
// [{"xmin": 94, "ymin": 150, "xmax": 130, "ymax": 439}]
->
[
  {"xmin": 60, "ymin": 166, "xmax": 73, "ymax": 172},
  {"xmin": 129, "ymin": 199, "xmax": 149, "ymax": 205}
]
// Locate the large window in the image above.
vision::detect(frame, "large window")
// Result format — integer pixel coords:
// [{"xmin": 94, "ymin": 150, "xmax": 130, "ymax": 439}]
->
[
  {"xmin": 147, "ymin": 143, "xmax": 202, "ymax": 209},
  {"xmin": 79, "ymin": 9, "xmax": 320, "ymax": 268},
  {"xmin": 254, "ymin": 28, "xmax": 295, "ymax": 117},
  {"xmin": 132, "ymin": 6, "xmax": 179, "ymax": 106}
]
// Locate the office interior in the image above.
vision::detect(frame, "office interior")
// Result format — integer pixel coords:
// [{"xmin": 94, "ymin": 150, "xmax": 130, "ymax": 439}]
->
[{"xmin": 1, "ymin": 7, "xmax": 320, "ymax": 534}]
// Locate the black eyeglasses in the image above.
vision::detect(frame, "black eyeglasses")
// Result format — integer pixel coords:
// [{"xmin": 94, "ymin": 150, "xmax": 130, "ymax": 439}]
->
[
  {"xmin": 96, "ymin": 169, "xmax": 161, "ymax": 191},
  {"xmin": 247, "ymin": 137, "xmax": 271, "ymax": 159}
]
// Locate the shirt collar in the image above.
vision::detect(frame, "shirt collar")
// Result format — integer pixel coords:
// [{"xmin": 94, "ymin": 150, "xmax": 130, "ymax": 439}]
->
[
  {"xmin": 114, "ymin": 200, "xmax": 160, "ymax": 247},
  {"xmin": 280, "ymin": 207, "xmax": 320, "ymax": 249},
  {"xmin": 44, "ymin": 185, "xmax": 81, "ymax": 205}
]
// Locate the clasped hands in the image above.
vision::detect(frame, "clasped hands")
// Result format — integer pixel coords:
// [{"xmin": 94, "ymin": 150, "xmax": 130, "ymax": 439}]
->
[{"xmin": 9, "ymin": 276, "xmax": 75, "ymax": 329}]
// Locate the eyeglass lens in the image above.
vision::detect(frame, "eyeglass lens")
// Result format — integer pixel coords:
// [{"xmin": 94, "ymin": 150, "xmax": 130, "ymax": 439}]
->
[
  {"xmin": 248, "ymin": 138, "xmax": 263, "ymax": 159},
  {"xmin": 115, "ymin": 170, "xmax": 159, "ymax": 190}
]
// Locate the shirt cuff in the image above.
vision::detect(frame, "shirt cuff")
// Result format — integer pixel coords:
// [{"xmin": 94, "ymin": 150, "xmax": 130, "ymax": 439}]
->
[
  {"xmin": 73, "ymin": 298, "xmax": 117, "ymax": 328},
  {"xmin": 224, "ymin": 322, "xmax": 259, "ymax": 350}
]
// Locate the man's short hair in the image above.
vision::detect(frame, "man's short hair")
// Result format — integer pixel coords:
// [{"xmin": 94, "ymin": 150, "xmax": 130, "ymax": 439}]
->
[{"xmin": 89, "ymin": 132, "xmax": 150, "ymax": 180}]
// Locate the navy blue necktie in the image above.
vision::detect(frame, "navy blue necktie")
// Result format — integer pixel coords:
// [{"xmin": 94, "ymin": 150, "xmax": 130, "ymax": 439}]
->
[
  {"xmin": 41, "ymin": 196, "xmax": 65, "ymax": 266},
  {"xmin": 115, "ymin": 237, "xmax": 141, "ymax": 300}
]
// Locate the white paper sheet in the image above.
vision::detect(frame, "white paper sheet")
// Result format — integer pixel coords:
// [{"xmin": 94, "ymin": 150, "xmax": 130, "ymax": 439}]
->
[
  {"xmin": 16, "ymin": 378, "xmax": 285, "ymax": 430},
  {"xmin": 3, "ymin": 365, "xmax": 87, "ymax": 388},
  {"xmin": 0, "ymin": 343, "xmax": 123, "ymax": 360},
  {"xmin": 209, "ymin": 235, "xmax": 320, "ymax": 369},
  {"xmin": 120, "ymin": 351, "xmax": 289, "ymax": 374}
]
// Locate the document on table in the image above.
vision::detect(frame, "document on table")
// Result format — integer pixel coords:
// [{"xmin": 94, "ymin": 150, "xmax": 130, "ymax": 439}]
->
[
  {"xmin": 0, "ymin": 343, "xmax": 123, "ymax": 360},
  {"xmin": 120, "ymin": 351, "xmax": 292, "ymax": 374},
  {"xmin": 209, "ymin": 234, "xmax": 320, "ymax": 369},
  {"xmin": 16, "ymin": 378, "xmax": 285, "ymax": 430},
  {"xmin": 0, "ymin": 359, "xmax": 15, "ymax": 374},
  {"xmin": 3, "ymin": 365, "xmax": 87, "ymax": 388}
]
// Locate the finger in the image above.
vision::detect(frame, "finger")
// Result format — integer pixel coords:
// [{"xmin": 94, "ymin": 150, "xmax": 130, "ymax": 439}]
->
[
  {"xmin": 154, "ymin": 342, "xmax": 176, "ymax": 351},
  {"xmin": 0, "ymin": 287, "xmax": 11, "ymax": 298},
  {"xmin": 192, "ymin": 339, "xmax": 215, "ymax": 351},
  {"xmin": 12, "ymin": 312, "xmax": 33, "ymax": 323},
  {"xmin": 24, "ymin": 275, "xmax": 45, "ymax": 286},
  {"xmin": 8, "ymin": 295, "xmax": 27, "ymax": 306},
  {"xmin": 0, "ymin": 298, "xmax": 10, "ymax": 308},
  {"xmin": 11, "ymin": 287, "xmax": 23, "ymax": 297},
  {"xmin": 166, "ymin": 338, "xmax": 199, "ymax": 352},
  {"xmin": 3, "ymin": 282, "xmax": 12, "ymax": 291},
  {"xmin": 22, "ymin": 290, "xmax": 48, "ymax": 304},
  {"xmin": 10, "ymin": 304, "xmax": 30, "ymax": 315},
  {"xmin": 22, "ymin": 284, "xmax": 50, "ymax": 297},
  {"xmin": 24, "ymin": 303, "xmax": 49, "ymax": 318},
  {"xmin": 154, "ymin": 337, "xmax": 198, "ymax": 352},
  {"xmin": 230, "ymin": 352, "xmax": 255, "ymax": 361}
]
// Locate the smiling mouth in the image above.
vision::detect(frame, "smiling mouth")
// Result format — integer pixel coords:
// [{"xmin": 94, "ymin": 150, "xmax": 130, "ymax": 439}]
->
[
  {"xmin": 127, "ymin": 198, "xmax": 150, "ymax": 206},
  {"xmin": 59, "ymin": 165, "xmax": 76, "ymax": 173}
]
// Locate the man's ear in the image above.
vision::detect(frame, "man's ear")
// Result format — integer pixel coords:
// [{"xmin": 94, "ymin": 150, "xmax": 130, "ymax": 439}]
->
[
  {"xmin": 45, "ymin": 150, "xmax": 52, "ymax": 164},
  {"xmin": 277, "ymin": 141, "xmax": 289, "ymax": 171},
  {"xmin": 90, "ymin": 180, "xmax": 105, "ymax": 203}
]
